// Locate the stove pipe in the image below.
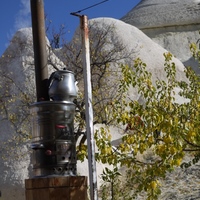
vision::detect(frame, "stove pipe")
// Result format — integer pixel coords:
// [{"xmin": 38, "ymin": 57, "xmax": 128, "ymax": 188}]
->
[{"xmin": 30, "ymin": 0, "xmax": 49, "ymax": 101}]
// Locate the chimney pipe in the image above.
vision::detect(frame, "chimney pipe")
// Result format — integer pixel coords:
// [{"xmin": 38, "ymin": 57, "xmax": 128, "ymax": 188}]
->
[{"xmin": 30, "ymin": 0, "xmax": 49, "ymax": 101}]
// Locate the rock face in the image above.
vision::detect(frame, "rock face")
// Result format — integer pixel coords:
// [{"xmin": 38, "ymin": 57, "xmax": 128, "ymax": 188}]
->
[
  {"xmin": 0, "ymin": 28, "xmax": 64, "ymax": 200},
  {"xmin": 0, "ymin": 28, "xmax": 34, "ymax": 200},
  {"xmin": 58, "ymin": 17, "xmax": 187, "ymax": 99},
  {"xmin": 160, "ymin": 156, "xmax": 200, "ymax": 200},
  {"xmin": 121, "ymin": 0, "xmax": 200, "ymax": 73}
]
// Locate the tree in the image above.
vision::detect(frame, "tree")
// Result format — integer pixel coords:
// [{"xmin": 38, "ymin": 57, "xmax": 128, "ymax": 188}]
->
[
  {"xmin": 94, "ymin": 47, "xmax": 200, "ymax": 199},
  {"xmin": 53, "ymin": 20, "xmax": 135, "ymax": 151}
]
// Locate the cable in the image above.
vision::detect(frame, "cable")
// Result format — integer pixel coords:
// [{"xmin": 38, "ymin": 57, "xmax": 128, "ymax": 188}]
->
[{"xmin": 71, "ymin": 0, "xmax": 109, "ymax": 15}]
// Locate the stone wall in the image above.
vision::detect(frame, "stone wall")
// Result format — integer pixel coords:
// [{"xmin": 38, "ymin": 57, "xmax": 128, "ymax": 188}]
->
[{"xmin": 141, "ymin": 24, "xmax": 200, "ymax": 73}]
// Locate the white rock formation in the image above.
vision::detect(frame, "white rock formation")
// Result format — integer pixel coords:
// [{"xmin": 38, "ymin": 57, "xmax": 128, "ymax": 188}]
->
[
  {"xmin": 0, "ymin": 28, "xmax": 65, "ymax": 200},
  {"xmin": 0, "ymin": 28, "xmax": 34, "ymax": 200},
  {"xmin": 121, "ymin": 0, "xmax": 200, "ymax": 73},
  {"xmin": 62, "ymin": 17, "xmax": 188, "ymax": 72},
  {"xmin": 57, "ymin": 17, "xmax": 188, "ymax": 103}
]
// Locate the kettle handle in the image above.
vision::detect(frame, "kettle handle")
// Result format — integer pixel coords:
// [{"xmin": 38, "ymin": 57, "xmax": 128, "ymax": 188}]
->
[{"xmin": 48, "ymin": 71, "xmax": 62, "ymax": 88}]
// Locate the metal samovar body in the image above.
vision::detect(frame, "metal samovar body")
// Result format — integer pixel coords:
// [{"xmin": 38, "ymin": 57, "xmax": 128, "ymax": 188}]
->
[{"xmin": 30, "ymin": 70, "xmax": 77, "ymax": 176}]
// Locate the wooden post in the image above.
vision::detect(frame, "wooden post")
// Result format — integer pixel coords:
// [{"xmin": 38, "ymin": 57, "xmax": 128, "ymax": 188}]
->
[{"xmin": 25, "ymin": 176, "xmax": 88, "ymax": 200}]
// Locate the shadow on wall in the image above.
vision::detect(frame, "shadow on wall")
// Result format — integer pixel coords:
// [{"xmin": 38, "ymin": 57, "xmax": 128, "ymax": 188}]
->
[{"xmin": 183, "ymin": 57, "xmax": 200, "ymax": 74}]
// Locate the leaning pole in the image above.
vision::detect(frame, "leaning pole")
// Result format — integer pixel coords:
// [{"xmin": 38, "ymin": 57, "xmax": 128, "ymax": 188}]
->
[
  {"xmin": 70, "ymin": 12, "xmax": 99, "ymax": 200},
  {"xmin": 80, "ymin": 15, "xmax": 98, "ymax": 200}
]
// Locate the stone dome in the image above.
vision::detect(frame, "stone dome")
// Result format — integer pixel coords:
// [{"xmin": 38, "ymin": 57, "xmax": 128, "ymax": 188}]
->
[{"xmin": 121, "ymin": 0, "xmax": 200, "ymax": 29}]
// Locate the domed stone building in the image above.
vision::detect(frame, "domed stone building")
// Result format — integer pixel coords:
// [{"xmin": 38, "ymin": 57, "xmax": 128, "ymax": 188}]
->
[{"xmin": 121, "ymin": 0, "xmax": 200, "ymax": 73}]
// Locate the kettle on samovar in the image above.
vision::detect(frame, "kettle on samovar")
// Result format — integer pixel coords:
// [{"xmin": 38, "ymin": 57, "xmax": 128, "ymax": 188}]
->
[{"xmin": 48, "ymin": 69, "xmax": 77, "ymax": 102}]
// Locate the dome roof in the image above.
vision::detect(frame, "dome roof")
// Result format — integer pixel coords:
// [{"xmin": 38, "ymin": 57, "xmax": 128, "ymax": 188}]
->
[{"xmin": 121, "ymin": 0, "xmax": 200, "ymax": 29}]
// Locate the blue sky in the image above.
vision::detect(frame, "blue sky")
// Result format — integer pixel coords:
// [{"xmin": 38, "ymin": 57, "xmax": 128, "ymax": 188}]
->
[{"xmin": 0, "ymin": 0, "xmax": 140, "ymax": 56}]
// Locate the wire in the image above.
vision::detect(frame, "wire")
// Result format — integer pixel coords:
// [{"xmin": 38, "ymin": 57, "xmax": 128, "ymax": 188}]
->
[{"xmin": 71, "ymin": 0, "xmax": 109, "ymax": 15}]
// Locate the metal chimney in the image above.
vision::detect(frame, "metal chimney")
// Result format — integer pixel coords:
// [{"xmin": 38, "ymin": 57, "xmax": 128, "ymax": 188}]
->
[{"xmin": 30, "ymin": 0, "xmax": 49, "ymax": 101}]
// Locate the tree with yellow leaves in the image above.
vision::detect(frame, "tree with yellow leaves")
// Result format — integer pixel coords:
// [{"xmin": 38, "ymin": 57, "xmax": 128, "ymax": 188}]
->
[{"xmin": 94, "ymin": 46, "xmax": 200, "ymax": 199}]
